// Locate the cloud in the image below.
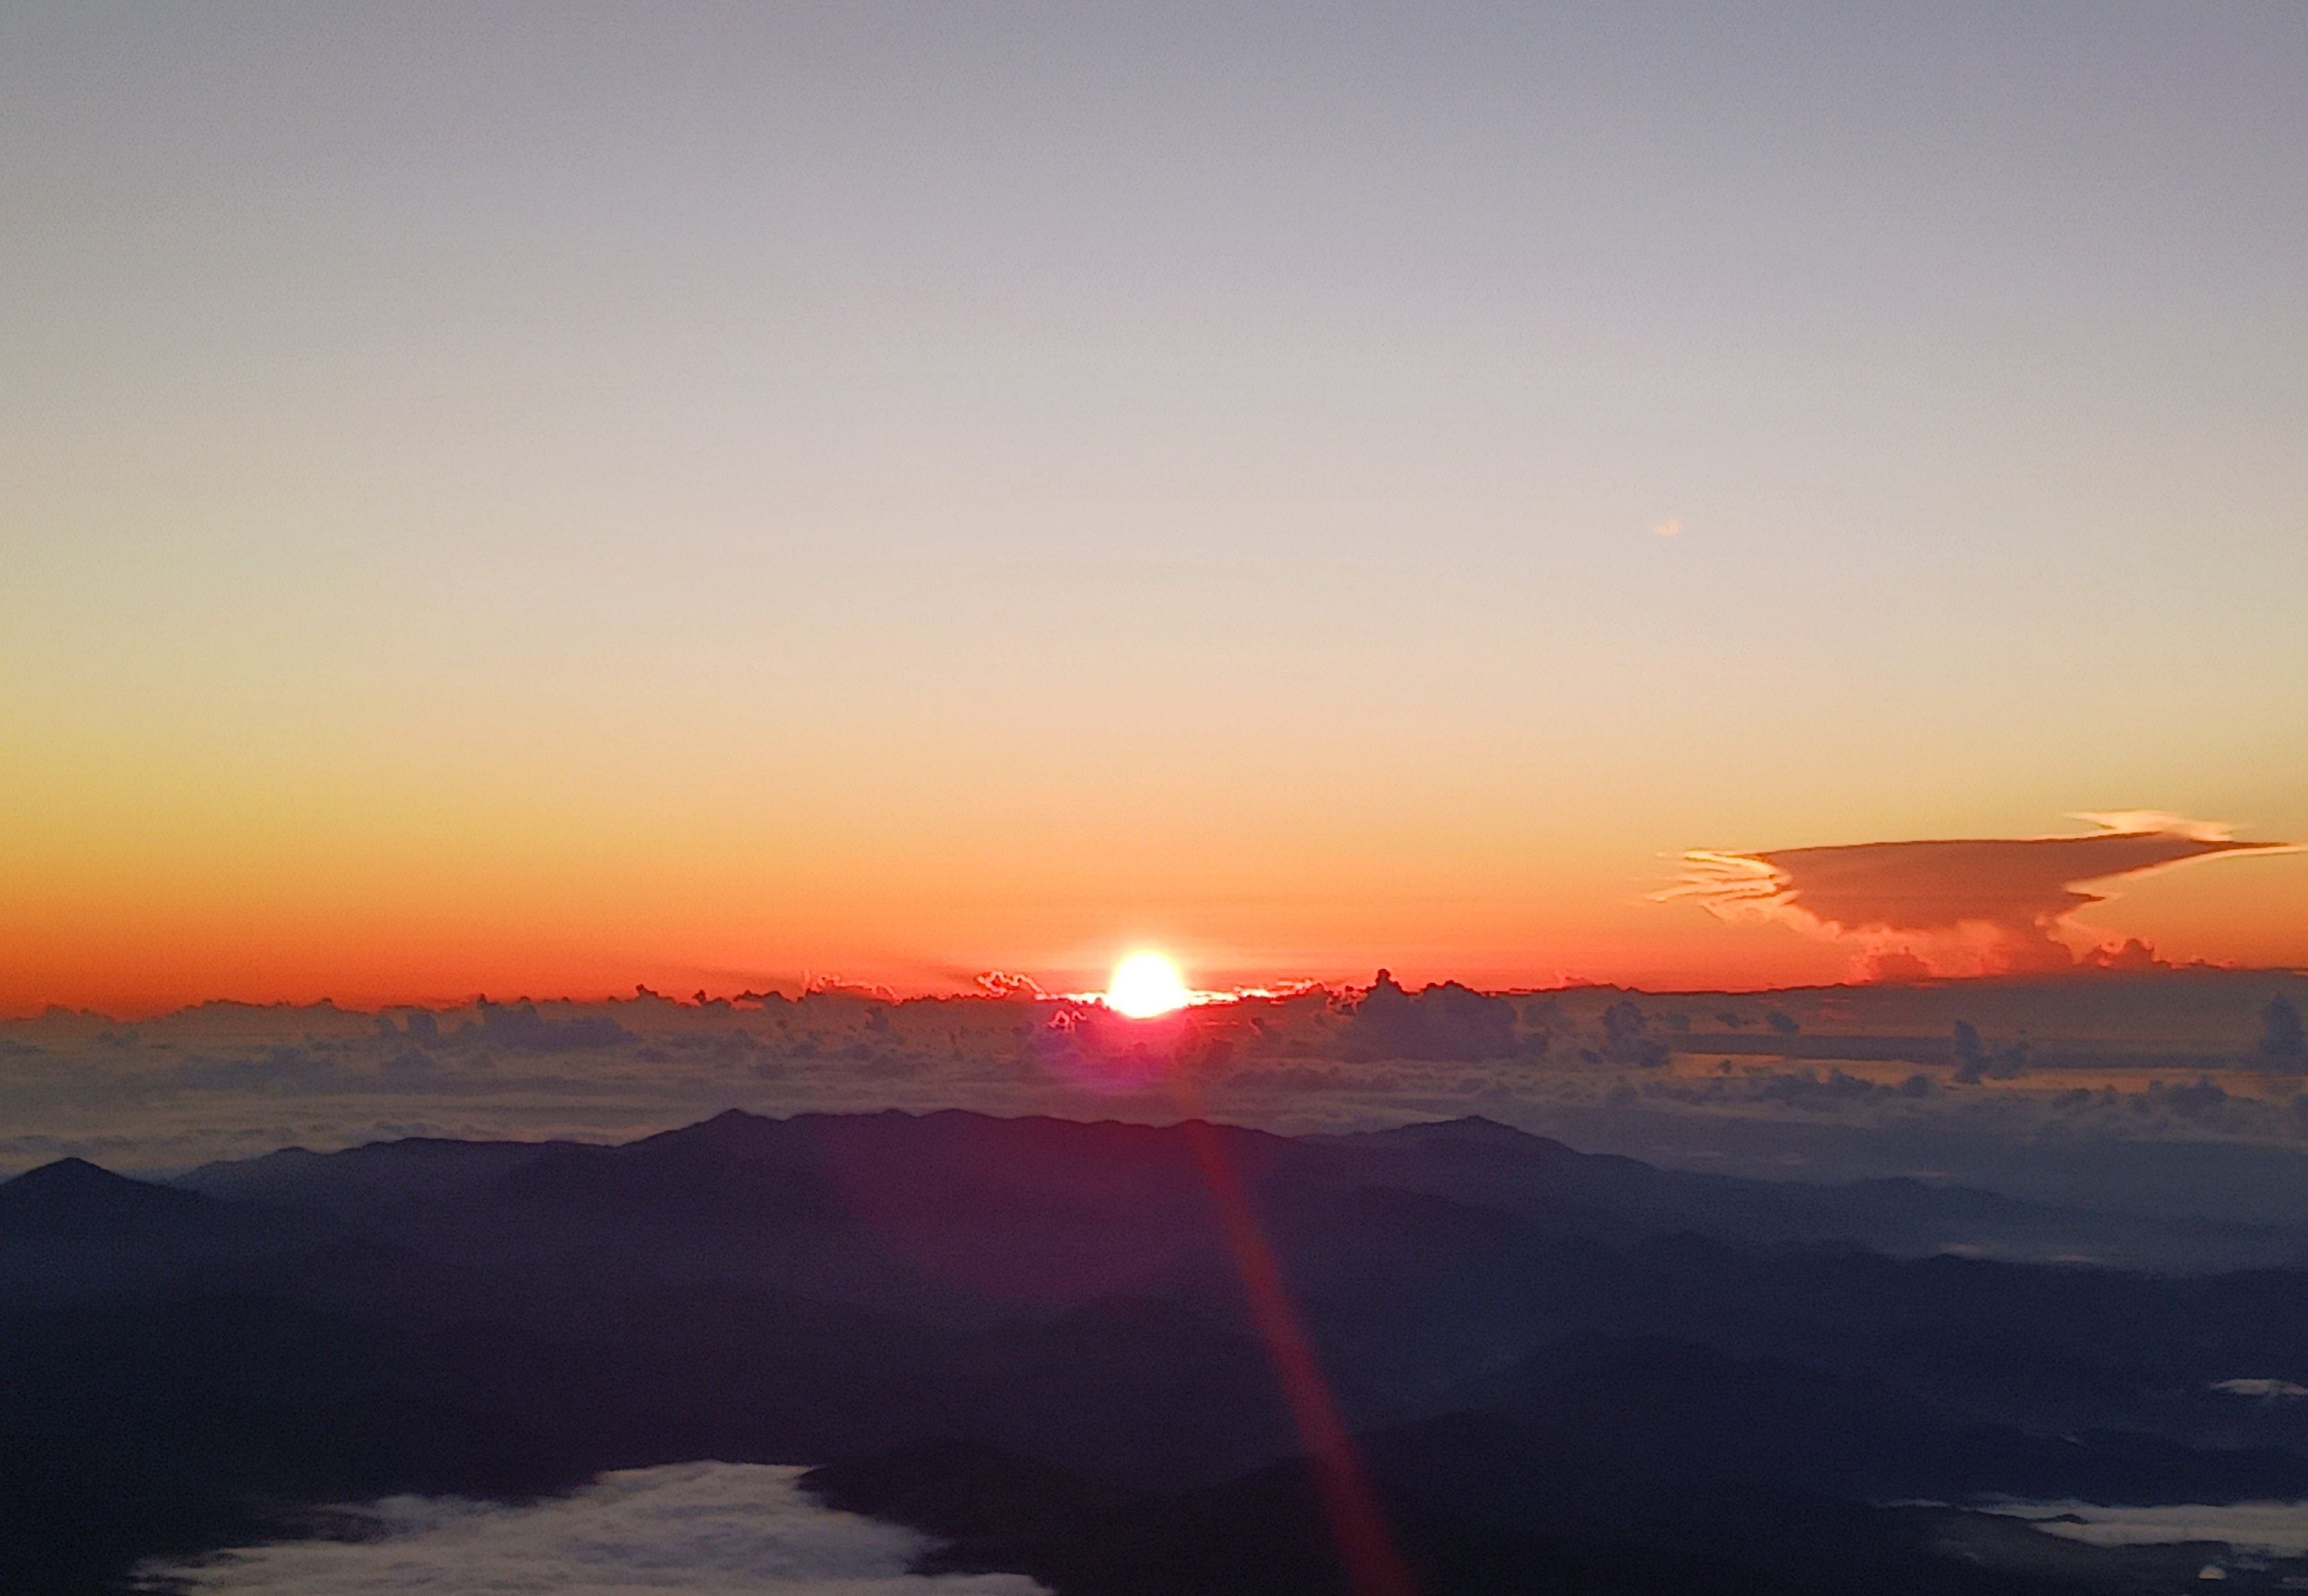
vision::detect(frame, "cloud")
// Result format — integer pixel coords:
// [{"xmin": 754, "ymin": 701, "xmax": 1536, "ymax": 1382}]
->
[
  {"xmin": 1342, "ymin": 972, "xmax": 1529, "ymax": 1062},
  {"xmin": 1663, "ymin": 814, "xmax": 2293, "ymax": 977},
  {"xmin": 137, "ymin": 1461, "xmax": 1047, "ymax": 1595},
  {"xmin": 973, "ymin": 971, "xmax": 1046, "ymax": 999},
  {"xmin": 1999, "ymin": 1499, "xmax": 2308, "ymax": 1556},
  {"xmin": 11, "ymin": 968, "xmax": 2308, "ymax": 1194},
  {"xmin": 451, "ymin": 1001, "xmax": 634, "ymax": 1054},
  {"xmin": 1653, "ymin": 519, "xmax": 1682, "ymax": 537}
]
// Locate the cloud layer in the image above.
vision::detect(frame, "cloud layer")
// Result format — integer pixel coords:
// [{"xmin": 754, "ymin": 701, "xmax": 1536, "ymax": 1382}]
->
[
  {"xmin": 138, "ymin": 1462, "xmax": 1046, "ymax": 1595},
  {"xmin": 11, "ymin": 970, "xmax": 2308, "ymax": 1240}
]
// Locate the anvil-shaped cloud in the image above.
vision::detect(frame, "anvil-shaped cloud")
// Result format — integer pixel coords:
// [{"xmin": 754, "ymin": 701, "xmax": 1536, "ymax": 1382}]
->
[{"xmin": 1665, "ymin": 813, "xmax": 2293, "ymax": 978}]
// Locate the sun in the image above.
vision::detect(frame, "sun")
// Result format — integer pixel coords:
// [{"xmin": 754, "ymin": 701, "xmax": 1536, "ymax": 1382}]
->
[{"xmin": 1106, "ymin": 952, "xmax": 1191, "ymax": 1019}]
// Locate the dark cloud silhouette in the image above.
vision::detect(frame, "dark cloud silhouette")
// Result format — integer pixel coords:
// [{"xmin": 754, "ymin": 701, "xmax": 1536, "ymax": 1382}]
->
[
  {"xmin": 1951, "ymin": 1021, "xmax": 2029, "ymax": 1084},
  {"xmin": 456, "ymin": 1000, "xmax": 633, "ymax": 1054},
  {"xmin": 1667, "ymin": 813, "xmax": 2293, "ymax": 977},
  {"xmin": 2262, "ymin": 997, "xmax": 2307, "ymax": 1066},
  {"xmin": 1597, "ymin": 1000, "xmax": 1668, "ymax": 1068},
  {"xmin": 2142, "ymin": 1075, "xmax": 2232, "ymax": 1124},
  {"xmin": 1342, "ymin": 972, "xmax": 1527, "ymax": 1061},
  {"xmin": 171, "ymin": 1045, "xmax": 347, "ymax": 1094}
]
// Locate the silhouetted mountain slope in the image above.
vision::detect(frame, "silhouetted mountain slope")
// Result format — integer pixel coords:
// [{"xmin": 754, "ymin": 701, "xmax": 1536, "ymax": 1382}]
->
[
  {"xmin": 1315, "ymin": 1116, "xmax": 2308, "ymax": 1271},
  {"xmin": 1, "ymin": 1157, "xmax": 211, "ymax": 1231},
  {"xmin": 13, "ymin": 1109, "xmax": 2308, "ymax": 1593},
  {"xmin": 137, "ymin": 1112, "xmax": 2308, "ymax": 1433},
  {"xmin": 1435, "ymin": 1332, "xmax": 2308, "ymax": 1504},
  {"xmin": 0, "ymin": 1157, "xmax": 316, "ymax": 1305},
  {"xmin": 803, "ymin": 1438, "xmax": 2117, "ymax": 1596},
  {"xmin": 172, "ymin": 1108, "xmax": 2308, "ymax": 1277},
  {"xmin": 175, "ymin": 1137, "xmax": 555, "ymax": 1212}
]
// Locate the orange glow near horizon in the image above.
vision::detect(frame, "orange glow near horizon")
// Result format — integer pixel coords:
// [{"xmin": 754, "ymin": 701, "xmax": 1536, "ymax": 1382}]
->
[{"xmin": 1, "ymin": 804, "xmax": 2302, "ymax": 1018}]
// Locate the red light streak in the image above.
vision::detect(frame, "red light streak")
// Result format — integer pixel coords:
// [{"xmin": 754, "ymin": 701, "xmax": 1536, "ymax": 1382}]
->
[{"xmin": 1174, "ymin": 1093, "xmax": 1422, "ymax": 1596}]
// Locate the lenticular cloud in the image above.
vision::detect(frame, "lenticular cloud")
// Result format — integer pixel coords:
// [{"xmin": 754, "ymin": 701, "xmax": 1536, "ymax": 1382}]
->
[
  {"xmin": 137, "ymin": 1462, "xmax": 1046, "ymax": 1595},
  {"xmin": 1664, "ymin": 813, "xmax": 2291, "ymax": 977}
]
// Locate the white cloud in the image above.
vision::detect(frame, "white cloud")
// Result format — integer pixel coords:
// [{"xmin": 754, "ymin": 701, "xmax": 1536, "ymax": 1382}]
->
[
  {"xmin": 1997, "ymin": 1499, "xmax": 2308, "ymax": 1556},
  {"xmin": 2212, "ymin": 1378, "xmax": 2308, "ymax": 1399},
  {"xmin": 136, "ymin": 1462, "xmax": 1047, "ymax": 1595}
]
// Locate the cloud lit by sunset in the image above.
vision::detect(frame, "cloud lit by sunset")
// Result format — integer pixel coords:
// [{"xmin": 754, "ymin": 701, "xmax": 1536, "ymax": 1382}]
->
[{"xmin": 1666, "ymin": 815, "xmax": 2298, "ymax": 981}]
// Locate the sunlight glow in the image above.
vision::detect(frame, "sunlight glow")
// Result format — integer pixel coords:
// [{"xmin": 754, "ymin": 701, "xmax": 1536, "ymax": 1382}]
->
[{"xmin": 1105, "ymin": 952, "xmax": 1190, "ymax": 1018}]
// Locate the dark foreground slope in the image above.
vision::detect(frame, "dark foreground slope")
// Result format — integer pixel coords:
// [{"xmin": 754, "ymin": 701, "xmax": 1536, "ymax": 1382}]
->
[
  {"xmin": 11, "ymin": 1110, "xmax": 2308, "ymax": 1593},
  {"xmin": 805, "ymin": 1440, "xmax": 2143, "ymax": 1596}
]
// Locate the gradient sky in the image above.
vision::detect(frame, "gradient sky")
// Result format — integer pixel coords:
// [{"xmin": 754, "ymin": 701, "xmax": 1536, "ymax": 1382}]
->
[{"xmin": 6, "ymin": 3, "xmax": 2305, "ymax": 1013}]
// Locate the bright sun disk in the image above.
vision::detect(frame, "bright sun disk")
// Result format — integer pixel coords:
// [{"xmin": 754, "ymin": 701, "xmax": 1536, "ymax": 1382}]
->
[{"xmin": 1106, "ymin": 952, "xmax": 1190, "ymax": 1018}]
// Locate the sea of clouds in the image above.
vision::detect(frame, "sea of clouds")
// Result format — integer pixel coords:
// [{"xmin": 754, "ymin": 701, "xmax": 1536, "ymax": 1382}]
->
[
  {"xmin": 136, "ymin": 1462, "xmax": 1045, "ymax": 1595},
  {"xmin": 9, "ymin": 977, "xmax": 2308, "ymax": 1223}
]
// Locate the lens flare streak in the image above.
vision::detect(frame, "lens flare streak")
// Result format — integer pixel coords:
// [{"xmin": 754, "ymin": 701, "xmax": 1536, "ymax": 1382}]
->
[{"xmin": 1175, "ymin": 1101, "xmax": 1422, "ymax": 1596}]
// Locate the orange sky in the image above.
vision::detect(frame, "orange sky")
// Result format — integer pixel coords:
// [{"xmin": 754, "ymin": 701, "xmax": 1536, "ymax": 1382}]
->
[
  {"xmin": 5, "ymin": 9, "xmax": 2304, "ymax": 1014},
  {"xmin": 7, "ymin": 788, "xmax": 2302, "ymax": 1016}
]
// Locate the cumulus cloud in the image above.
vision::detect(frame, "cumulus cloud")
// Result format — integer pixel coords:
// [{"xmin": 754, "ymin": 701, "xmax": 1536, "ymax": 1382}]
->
[
  {"xmin": 1342, "ymin": 972, "xmax": 1529, "ymax": 1062},
  {"xmin": 137, "ymin": 1461, "xmax": 1046, "ymax": 1595},
  {"xmin": 1664, "ymin": 813, "xmax": 2292, "ymax": 977}
]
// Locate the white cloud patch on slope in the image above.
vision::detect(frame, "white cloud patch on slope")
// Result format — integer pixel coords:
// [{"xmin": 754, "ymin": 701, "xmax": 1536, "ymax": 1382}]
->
[
  {"xmin": 136, "ymin": 1462, "xmax": 1046, "ymax": 1596},
  {"xmin": 1999, "ymin": 1499, "xmax": 2308, "ymax": 1556}
]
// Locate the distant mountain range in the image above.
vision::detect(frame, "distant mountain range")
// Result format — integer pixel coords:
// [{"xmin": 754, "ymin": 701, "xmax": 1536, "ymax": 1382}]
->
[{"xmin": 12, "ymin": 1110, "xmax": 2308, "ymax": 1593}]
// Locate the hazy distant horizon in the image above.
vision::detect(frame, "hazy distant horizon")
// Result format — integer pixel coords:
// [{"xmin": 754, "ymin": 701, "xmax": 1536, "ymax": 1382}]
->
[{"xmin": 7, "ymin": 947, "xmax": 2305, "ymax": 1025}]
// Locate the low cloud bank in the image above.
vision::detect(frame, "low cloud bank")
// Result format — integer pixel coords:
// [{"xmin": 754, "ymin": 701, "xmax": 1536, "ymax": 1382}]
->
[
  {"xmin": 137, "ymin": 1461, "xmax": 1046, "ymax": 1595},
  {"xmin": 8, "ymin": 972, "xmax": 2308, "ymax": 1218}
]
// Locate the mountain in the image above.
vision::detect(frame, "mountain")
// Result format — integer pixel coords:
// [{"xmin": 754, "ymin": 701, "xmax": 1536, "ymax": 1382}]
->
[
  {"xmin": 11, "ymin": 1109, "xmax": 2308, "ymax": 1593},
  {"xmin": 0, "ymin": 1157, "xmax": 316, "ymax": 1305},
  {"xmin": 1313, "ymin": 1115, "xmax": 2308, "ymax": 1271},
  {"xmin": 1, "ymin": 1156, "xmax": 212, "ymax": 1230},
  {"xmin": 174, "ymin": 1137, "xmax": 557, "ymax": 1212}
]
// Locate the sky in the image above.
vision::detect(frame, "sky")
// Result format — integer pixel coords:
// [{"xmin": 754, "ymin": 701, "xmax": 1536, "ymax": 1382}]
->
[{"xmin": 4, "ymin": 3, "xmax": 2304, "ymax": 1013}]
